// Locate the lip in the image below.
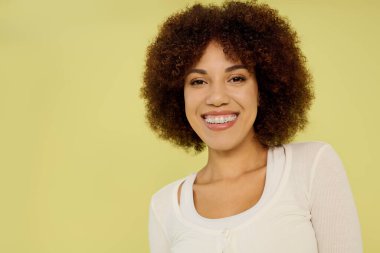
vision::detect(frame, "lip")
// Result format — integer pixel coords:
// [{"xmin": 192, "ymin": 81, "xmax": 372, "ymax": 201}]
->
[
  {"xmin": 201, "ymin": 111, "xmax": 239, "ymax": 131},
  {"xmin": 201, "ymin": 110, "xmax": 239, "ymax": 117}
]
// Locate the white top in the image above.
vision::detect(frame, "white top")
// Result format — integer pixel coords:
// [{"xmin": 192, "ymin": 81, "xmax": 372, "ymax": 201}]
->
[{"xmin": 148, "ymin": 142, "xmax": 362, "ymax": 253}]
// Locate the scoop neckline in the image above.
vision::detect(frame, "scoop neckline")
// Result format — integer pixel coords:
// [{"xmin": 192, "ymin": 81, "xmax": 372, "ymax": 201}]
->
[{"xmin": 178, "ymin": 146, "xmax": 277, "ymax": 229}]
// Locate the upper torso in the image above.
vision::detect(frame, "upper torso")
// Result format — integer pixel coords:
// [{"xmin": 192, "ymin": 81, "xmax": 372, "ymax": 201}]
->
[{"xmin": 148, "ymin": 141, "xmax": 362, "ymax": 253}]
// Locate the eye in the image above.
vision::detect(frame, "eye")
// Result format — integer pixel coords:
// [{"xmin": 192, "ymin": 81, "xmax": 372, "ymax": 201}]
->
[
  {"xmin": 229, "ymin": 76, "xmax": 246, "ymax": 83},
  {"xmin": 190, "ymin": 79, "xmax": 207, "ymax": 86}
]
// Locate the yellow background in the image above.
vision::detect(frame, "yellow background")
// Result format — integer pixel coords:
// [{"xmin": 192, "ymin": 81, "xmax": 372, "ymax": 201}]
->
[{"xmin": 0, "ymin": 0, "xmax": 378, "ymax": 252}]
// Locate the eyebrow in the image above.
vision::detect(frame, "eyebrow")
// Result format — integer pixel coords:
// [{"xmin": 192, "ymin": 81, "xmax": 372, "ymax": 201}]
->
[
  {"xmin": 225, "ymin": 64, "xmax": 248, "ymax": 72},
  {"xmin": 187, "ymin": 64, "xmax": 248, "ymax": 75}
]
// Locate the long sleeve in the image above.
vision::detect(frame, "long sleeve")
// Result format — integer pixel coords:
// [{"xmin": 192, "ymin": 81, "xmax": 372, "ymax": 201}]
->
[
  {"xmin": 148, "ymin": 201, "xmax": 171, "ymax": 253},
  {"xmin": 309, "ymin": 144, "xmax": 362, "ymax": 253}
]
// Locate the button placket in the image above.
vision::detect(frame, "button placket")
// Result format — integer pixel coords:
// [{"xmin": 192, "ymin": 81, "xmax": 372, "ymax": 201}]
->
[
  {"xmin": 222, "ymin": 229, "xmax": 231, "ymax": 240},
  {"xmin": 220, "ymin": 229, "xmax": 233, "ymax": 253}
]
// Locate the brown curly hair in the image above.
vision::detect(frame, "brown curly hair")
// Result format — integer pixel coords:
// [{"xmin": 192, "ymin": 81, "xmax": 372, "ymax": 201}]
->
[{"xmin": 141, "ymin": 0, "xmax": 314, "ymax": 152}]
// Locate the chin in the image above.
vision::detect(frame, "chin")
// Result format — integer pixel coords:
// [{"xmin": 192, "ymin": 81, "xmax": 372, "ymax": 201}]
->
[{"xmin": 204, "ymin": 139, "xmax": 243, "ymax": 152}]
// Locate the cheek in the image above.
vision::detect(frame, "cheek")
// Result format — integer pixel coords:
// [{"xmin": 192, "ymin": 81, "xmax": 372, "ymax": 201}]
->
[
  {"xmin": 233, "ymin": 89, "xmax": 259, "ymax": 108},
  {"xmin": 183, "ymin": 90, "xmax": 190, "ymax": 113},
  {"xmin": 184, "ymin": 89, "xmax": 196, "ymax": 121},
  {"xmin": 184, "ymin": 87, "xmax": 202, "ymax": 109},
  {"xmin": 246, "ymin": 84, "xmax": 259, "ymax": 106}
]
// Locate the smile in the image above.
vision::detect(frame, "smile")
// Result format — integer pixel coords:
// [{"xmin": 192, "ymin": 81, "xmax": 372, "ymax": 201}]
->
[
  {"xmin": 201, "ymin": 112, "xmax": 239, "ymax": 131},
  {"xmin": 204, "ymin": 114, "xmax": 237, "ymax": 124}
]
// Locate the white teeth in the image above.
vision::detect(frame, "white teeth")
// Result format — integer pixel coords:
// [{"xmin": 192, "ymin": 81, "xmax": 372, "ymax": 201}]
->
[{"xmin": 204, "ymin": 114, "xmax": 237, "ymax": 124}]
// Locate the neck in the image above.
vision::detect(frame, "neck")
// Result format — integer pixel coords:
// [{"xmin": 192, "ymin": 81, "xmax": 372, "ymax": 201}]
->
[{"xmin": 197, "ymin": 134, "xmax": 268, "ymax": 183}]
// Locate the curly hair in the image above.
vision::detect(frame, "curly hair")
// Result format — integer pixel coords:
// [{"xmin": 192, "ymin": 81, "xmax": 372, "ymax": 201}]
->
[{"xmin": 141, "ymin": 0, "xmax": 314, "ymax": 152}]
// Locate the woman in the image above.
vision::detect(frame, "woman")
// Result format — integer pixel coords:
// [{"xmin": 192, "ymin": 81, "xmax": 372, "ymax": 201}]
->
[{"xmin": 141, "ymin": 1, "xmax": 362, "ymax": 252}]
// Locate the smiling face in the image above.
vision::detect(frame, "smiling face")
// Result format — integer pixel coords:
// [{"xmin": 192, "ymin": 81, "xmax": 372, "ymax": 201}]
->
[{"xmin": 184, "ymin": 41, "xmax": 260, "ymax": 152}]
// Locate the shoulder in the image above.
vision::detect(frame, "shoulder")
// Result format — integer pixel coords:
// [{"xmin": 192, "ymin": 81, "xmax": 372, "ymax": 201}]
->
[
  {"xmin": 286, "ymin": 141, "xmax": 346, "ymax": 185},
  {"xmin": 284, "ymin": 141, "xmax": 338, "ymax": 164},
  {"xmin": 284, "ymin": 140, "xmax": 330, "ymax": 154},
  {"xmin": 150, "ymin": 176, "xmax": 187, "ymax": 214},
  {"xmin": 281, "ymin": 141, "xmax": 344, "ymax": 205}
]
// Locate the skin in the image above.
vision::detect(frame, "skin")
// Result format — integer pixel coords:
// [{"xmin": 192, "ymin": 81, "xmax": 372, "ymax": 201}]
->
[{"xmin": 181, "ymin": 41, "xmax": 268, "ymax": 219}]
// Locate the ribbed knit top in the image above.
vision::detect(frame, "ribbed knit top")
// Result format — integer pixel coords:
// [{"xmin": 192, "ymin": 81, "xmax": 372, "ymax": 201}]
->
[{"xmin": 149, "ymin": 142, "xmax": 362, "ymax": 253}]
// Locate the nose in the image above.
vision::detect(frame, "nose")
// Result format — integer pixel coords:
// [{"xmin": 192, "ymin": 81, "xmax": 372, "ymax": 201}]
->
[{"xmin": 205, "ymin": 82, "xmax": 230, "ymax": 107}]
